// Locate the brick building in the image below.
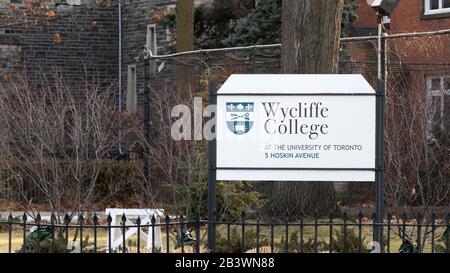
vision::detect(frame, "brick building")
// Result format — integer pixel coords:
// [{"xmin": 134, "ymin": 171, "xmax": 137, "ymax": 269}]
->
[
  {"xmin": 354, "ymin": 0, "xmax": 450, "ymax": 33},
  {"xmin": 352, "ymin": 0, "xmax": 450, "ymax": 139}
]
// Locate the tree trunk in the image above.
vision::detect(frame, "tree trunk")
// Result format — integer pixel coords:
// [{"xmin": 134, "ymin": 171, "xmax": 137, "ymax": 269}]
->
[
  {"xmin": 272, "ymin": 0, "xmax": 344, "ymax": 217},
  {"xmin": 176, "ymin": 0, "xmax": 195, "ymax": 93},
  {"xmin": 282, "ymin": 0, "xmax": 343, "ymax": 74},
  {"xmin": 176, "ymin": 0, "xmax": 195, "ymax": 53}
]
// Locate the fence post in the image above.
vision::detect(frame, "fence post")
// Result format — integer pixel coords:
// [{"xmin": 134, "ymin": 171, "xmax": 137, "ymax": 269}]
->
[
  {"xmin": 375, "ymin": 15, "xmax": 387, "ymax": 253},
  {"xmin": 358, "ymin": 211, "xmax": 363, "ymax": 253},
  {"xmin": 207, "ymin": 79, "xmax": 218, "ymax": 252},
  {"xmin": 50, "ymin": 213, "xmax": 56, "ymax": 253},
  {"xmin": 270, "ymin": 208, "xmax": 275, "ymax": 253},
  {"xmin": 299, "ymin": 211, "xmax": 304, "ymax": 253},
  {"xmin": 343, "ymin": 212, "xmax": 348, "ymax": 253},
  {"xmin": 8, "ymin": 213, "xmax": 13, "ymax": 254},
  {"xmin": 430, "ymin": 212, "xmax": 436, "ymax": 254},
  {"xmin": 372, "ymin": 212, "xmax": 378, "ymax": 248},
  {"xmin": 195, "ymin": 210, "xmax": 201, "ymax": 254},
  {"xmin": 64, "ymin": 214, "xmax": 70, "ymax": 251},
  {"xmin": 256, "ymin": 211, "xmax": 260, "ymax": 254},
  {"xmin": 416, "ymin": 212, "xmax": 422, "ymax": 253},
  {"xmin": 93, "ymin": 213, "xmax": 98, "ymax": 253},
  {"xmin": 226, "ymin": 210, "xmax": 231, "ymax": 253},
  {"xmin": 284, "ymin": 210, "xmax": 290, "ymax": 253},
  {"xmin": 446, "ymin": 213, "xmax": 450, "ymax": 253},
  {"xmin": 22, "ymin": 213, "xmax": 27, "ymax": 253},
  {"xmin": 165, "ymin": 214, "xmax": 170, "ymax": 253},
  {"xmin": 180, "ymin": 215, "xmax": 185, "ymax": 254},
  {"xmin": 151, "ymin": 214, "xmax": 156, "ymax": 253},
  {"xmin": 36, "ymin": 213, "xmax": 41, "ymax": 253},
  {"xmin": 387, "ymin": 212, "xmax": 392, "ymax": 253},
  {"xmin": 79, "ymin": 214, "xmax": 84, "ymax": 253},
  {"xmin": 329, "ymin": 210, "xmax": 334, "ymax": 253},
  {"xmin": 314, "ymin": 209, "xmax": 319, "ymax": 253},
  {"xmin": 121, "ymin": 213, "xmax": 126, "ymax": 253},
  {"xmin": 107, "ymin": 213, "xmax": 112, "ymax": 253},
  {"xmin": 143, "ymin": 58, "xmax": 152, "ymax": 205},
  {"xmin": 136, "ymin": 216, "xmax": 141, "ymax": 253},
  {"xmin": 241, "ymin": 211, "xmax": 246, "ymax": 252}
]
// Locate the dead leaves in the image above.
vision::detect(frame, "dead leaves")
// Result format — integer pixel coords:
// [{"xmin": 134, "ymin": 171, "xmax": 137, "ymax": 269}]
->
[
  {"xmin": 53, "ymin": 33, "xmax": 62, "ymax": 45},
  {"xmin": 2, "ymin": 74, "xmax": 13, "ymax": 82},
  {"xmin": 149, "ymin": 9, "xmax": 171, "ymax": 23},
  {"xmin": 9, "ymin": 4, "xmax": 17, "ymax": 13},
  {"xmin": 45, "ymin": 10, "xmax": 56, "ymax": 17}
]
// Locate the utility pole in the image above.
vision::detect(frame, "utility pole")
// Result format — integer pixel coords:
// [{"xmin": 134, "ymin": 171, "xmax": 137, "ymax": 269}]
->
[{"xmin": 143, "ymin": 58, "xmax": 151, "ymax": 204}]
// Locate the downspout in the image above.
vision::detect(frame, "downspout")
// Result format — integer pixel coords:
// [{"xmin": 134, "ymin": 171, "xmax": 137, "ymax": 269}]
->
[{"xmin": 118, "ymin": 0, "xmax": 123, "ymax": 156}]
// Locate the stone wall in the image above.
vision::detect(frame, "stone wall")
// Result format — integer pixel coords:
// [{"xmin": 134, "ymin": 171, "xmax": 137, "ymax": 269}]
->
[
  {"xmin": 0, "ymin": 36, "xmax": 21, "ymax": 87},
  {"xmin": 0, "ymin": 0, "xmax": 179, "ymax": 156},
  {"xmin": 0, "ymin": 1, "xmax": 119, "ymax": 90},
  {"xmin": 121, "ymin": 0, "xmax": 176, "ymax": 106},
  {"xmin": 0, "ymin": 0, "xmax": 178, "ymax": 100}
]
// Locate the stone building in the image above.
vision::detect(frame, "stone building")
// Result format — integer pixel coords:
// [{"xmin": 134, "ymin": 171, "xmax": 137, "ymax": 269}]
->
[{"xmin": 0, "ymin": 0, "xmax": 181, "ymax": 109}]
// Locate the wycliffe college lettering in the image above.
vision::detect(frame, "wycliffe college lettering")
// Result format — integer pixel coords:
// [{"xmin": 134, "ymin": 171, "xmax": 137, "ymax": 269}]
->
[
  {"xmin": 260, "ymin": 101, "xmax": 363, "ymax": 160},
  {"xmin": 262, "ymin": 101, "xmax": 329, "ymax": 140}
]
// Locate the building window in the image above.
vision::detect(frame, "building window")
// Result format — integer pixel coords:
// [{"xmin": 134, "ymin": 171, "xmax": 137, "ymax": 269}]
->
[
  {"xmin": 424, "ymin": 0, "xmax": 450, "ymax": 15},
  {"xmin": 426, "ymin": 75, "xmax": 450, "ymax": 143},
  {"xmin": 146, "ymin": 24, "xmax": 157, "ymax": 55},
  {"xmin": 126, "ymin": 65, "xmax": 137, "ymax": 114}
]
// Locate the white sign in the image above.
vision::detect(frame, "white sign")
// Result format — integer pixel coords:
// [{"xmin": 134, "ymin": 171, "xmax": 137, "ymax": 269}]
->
[{"xmin": 216, "ymin": 74, "xmax": 376, "ymax": 182}]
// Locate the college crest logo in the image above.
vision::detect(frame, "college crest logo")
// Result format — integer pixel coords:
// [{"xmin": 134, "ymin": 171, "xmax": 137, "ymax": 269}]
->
[{"xmin": 226, "ymin": 102, "xmax": 254, "ymax": 135}]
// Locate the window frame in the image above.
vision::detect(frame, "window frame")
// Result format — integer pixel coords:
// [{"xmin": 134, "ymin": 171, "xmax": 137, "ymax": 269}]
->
[
  {"xmin": 424, "ymin": 0, "xmax": 450, "ymax": 15},
  {"xmin": 426, "ymin": 75, "xmax": 450, "ymax": 142},
  {"xmin": 126, "ymin": 65, "xmax": 137, "ymax": 114},
  {"xmin": 146, "ymin": 24, "xmax": 157, "ymax": 55}
]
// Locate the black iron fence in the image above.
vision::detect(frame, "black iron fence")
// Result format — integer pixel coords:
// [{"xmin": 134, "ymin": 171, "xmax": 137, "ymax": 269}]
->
[{"xmin": 1, "ymin": 211, "xmax": 449, "ymax": 254}]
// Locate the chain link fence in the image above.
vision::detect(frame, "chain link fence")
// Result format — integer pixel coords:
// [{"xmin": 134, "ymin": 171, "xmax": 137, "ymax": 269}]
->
[{"xmin": 143, "ymin": 30, "xmax": 450, "ymax": 215}]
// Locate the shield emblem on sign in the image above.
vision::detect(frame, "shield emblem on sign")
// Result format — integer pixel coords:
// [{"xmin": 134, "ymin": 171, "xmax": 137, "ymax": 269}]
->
[{"xmin": 226, "ymin": 102, "xmax": 254, "ymax": 135}]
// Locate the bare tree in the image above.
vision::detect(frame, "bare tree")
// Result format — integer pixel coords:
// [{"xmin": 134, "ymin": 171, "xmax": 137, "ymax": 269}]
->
[
  {"xmin": 129, "ymin": 80, "xmax": 208, "ymax": 216},
  {"xmin": 0, "ymin": 71, "xmax": 130, "ymax": 221},
  {"xmin": 384, "ymin": 38, "xmax": 450, "ymax": 250}
]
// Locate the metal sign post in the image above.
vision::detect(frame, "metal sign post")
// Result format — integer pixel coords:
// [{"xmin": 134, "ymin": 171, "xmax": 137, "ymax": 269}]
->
[
  {"xmin": 207, "ymin": 80, "xmax": 218, "ymax": 252},
  {"xmin": 143, "ymin": 58, "xmax": 151, "ymax": 204},
  {"xmin": 375, "ymin": 14, "xmax": 387, "ymax": 252}
]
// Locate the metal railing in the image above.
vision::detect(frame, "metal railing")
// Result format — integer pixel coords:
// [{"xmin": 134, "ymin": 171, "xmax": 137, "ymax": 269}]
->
[{"xmin": 1, "ymin": 211, "xmax": 449, "ymax": 254}]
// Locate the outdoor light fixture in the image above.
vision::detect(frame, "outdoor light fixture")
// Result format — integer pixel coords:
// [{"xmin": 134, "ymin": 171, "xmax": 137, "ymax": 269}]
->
[
  {"xmin": 366, "ymin": 0, "xmax": 399, "ymax": 249},
  {"xmin": 367, "ymin": 0, "xmax": 400, "ymax": 16}
]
